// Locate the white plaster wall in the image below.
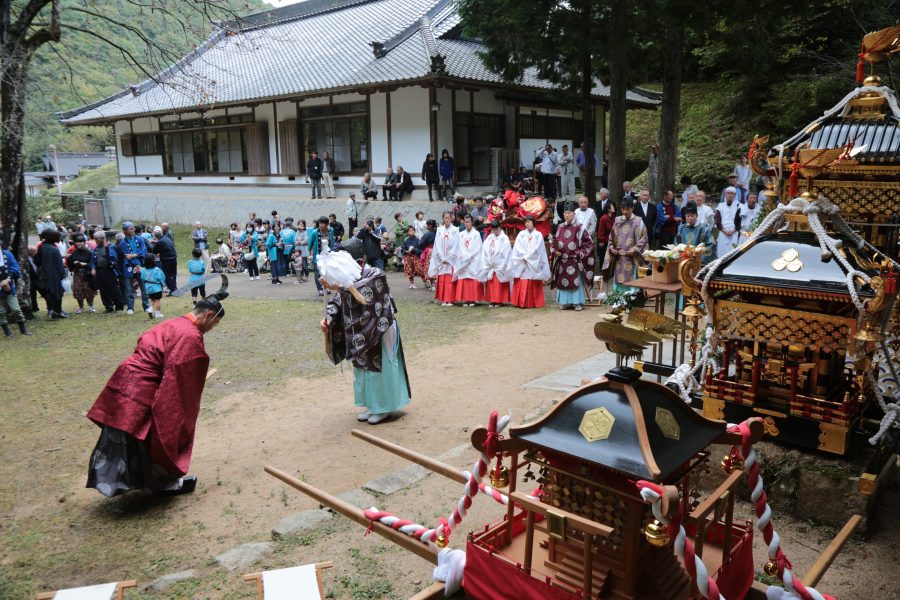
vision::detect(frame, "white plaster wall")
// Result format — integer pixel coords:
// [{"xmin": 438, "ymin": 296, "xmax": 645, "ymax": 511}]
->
[
  {"xmin": 389, "ymin": 86, "xmax": 429, "ymax": 181},
  {"xmin": 253, "ymin": 103, "xmax": 277, "ymax": 174},
  {"xmin": 436, "ymin": 87, "xmax": 453, "ymax": 155},
  {"xmin": 454, "ymin": 89, "xmax": 470, "ymax": 112},
  {"xmin": 472, "ymin": 88, "xmax": 504, "ymax": 114},
  {"xmin": 370, "ymin": 92, "xmax": 388, "ymax": 174},
  {"xmin": 115, "ymin": 121, "xmax": 135, "ymax": 176}
]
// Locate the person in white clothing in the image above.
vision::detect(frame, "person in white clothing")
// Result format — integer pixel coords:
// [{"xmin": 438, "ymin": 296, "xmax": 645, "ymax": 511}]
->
[
  {"xmin": 413, "ymin": 211, "xmax": 427, "ymax": 239},
  {"xmin": 480, "ymin": 221, "xmax": 512, "ymax": 306},
  {"xmin": 715, "ymin": 187, "xmax": 742, "ymax": 257},
  {"xmin": 345, "ymin": 192, "xmax": 359, "ymax": 233},
  {"xmin": 453, "ymin": 215, "xmax": 484, "ymax": 306},
  {"xmin": 680, "ymin": 175, "xmax": 699, "ymax": 208},
  {"xmin": 573, "ymin": 195, "xmax": 597, "ymax": 238},
  {"xmin": 694, "ymin": 190, "xmax": 715, "ymax": 229},
  {"xmin": 734, "ymin": 156, "xmax": 752, "ymax": 204},
  {"xmin": 322, "ymin": 150, "xmax": 336, "ymax": 199},
  {"xmin": 740, "ymin": 192, "xmax": 761, "ymax": 232},
  {"xmin": 509, "ymin": 217, "xmax": 550, "ymax": 308},
  {"xmin": 427, "ymin": 211, "xmax": 459, "ymax": 306},
  {"xmin": 558, "ymin": 144, "xmax": 577, "ymax": 202}
]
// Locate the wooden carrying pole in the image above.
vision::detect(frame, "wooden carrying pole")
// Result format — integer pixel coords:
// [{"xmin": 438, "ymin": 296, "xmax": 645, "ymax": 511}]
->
[
  {"xmin": 351, "ymin": 429, "xmax": 468, "ymax": 484},
  {"xmin": 801, "ymin": 514, "xmax": 862, "ymax": 587},
  {"xmin": 265, "ymin": 466, "xmax": 439, "ymax": 564}
]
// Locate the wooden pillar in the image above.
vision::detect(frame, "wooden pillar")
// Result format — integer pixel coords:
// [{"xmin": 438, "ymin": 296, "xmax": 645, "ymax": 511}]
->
[
  {"xmin": 386, "ymin": 91, "xmax": 392, "ymax": 168},
  {"xmin": 429, "ymin": 87, "xmax": 438, "ymax": 157}
]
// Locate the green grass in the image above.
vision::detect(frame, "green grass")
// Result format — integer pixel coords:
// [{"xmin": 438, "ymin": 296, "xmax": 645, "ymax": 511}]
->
[{"xmin": 62, "ymin": 162, "xmax": 119, "ymax": 194}]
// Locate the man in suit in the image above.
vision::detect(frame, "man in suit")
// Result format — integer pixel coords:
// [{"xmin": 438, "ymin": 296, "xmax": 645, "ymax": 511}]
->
[
  {"xmin": 382, "ymin": 167, "xmax": 398, "ymax": 201},
  {"xmin": 393, "ymin": 166, "xmax": 414, "ymax": 201},
  {"xmin": 633, "ymin": 188, "xmax": 657, "ymax": 248}
]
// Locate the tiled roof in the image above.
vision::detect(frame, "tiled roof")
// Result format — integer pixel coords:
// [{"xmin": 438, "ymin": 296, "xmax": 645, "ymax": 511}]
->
[
  {"xmin": 59, "ymin": 0, "xmax": 658, "ymax": 125},
  {"xmin": 776, "ymin": 86, "xmax": 900, "ymax": 163}
]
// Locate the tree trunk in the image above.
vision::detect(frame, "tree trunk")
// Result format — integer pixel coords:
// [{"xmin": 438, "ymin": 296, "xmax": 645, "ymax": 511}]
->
[
  {"xmin": 581, "ymin": 49, "xmax": 595, "ymax": 204},
  {"xmin": 1, "ymin": 57, "xmax": 29, "ymax": 260},
  {"xmin": 607, "ymin": 0, "xmax": 628, "ymax": 202},
  {"xmin": 658, "ymin": 20, "xmax": 684, "ymax": 200}
]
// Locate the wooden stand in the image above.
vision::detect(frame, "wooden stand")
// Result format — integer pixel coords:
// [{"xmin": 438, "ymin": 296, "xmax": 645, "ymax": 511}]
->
[{"xmin": 243, "ymin": 563, "xmax": 333, "ymax": 599}]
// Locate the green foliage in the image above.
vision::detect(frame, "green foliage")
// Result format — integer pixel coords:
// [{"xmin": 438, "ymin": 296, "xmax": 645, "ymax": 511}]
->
[
  {"xmin": 23, "ymin": 0, "xmax": 265, "ymax": 170},
  {"xmin": 61, "ymin": 162, "xmax": 118, "ymax": 194}
]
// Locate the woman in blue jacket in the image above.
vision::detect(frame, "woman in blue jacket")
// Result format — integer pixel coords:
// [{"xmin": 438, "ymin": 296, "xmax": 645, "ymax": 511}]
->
[
  {"xmin": 438, "ymin": 148, "xmax": 455, "ymax": 203},
  {"xmin": 266, "ymin": 222, "xmax": 286, "ymax": 285}
]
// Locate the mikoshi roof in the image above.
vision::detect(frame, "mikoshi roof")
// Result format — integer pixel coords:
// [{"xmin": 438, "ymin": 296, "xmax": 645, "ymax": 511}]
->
[
  {"xmin": 510, "ymin": 368, "xmax": 725, "ymax": 482},
  {"xmin": 773, "ymin": 84, "xmax": 900, "ymax": 164},
  {"xmin": 708, "ymin": 231, "xmax": 879, "ymax": 299},
  {"xmin": 58, "ymin": 0, "xmax": 659, "ymax": 126}
]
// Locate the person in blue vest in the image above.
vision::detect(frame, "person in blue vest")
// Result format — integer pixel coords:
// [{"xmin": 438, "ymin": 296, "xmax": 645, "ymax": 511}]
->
[
  {"xmin": 116, "ymin": 221, "xmax": 150, "ymax": 315},
  {"xmin": 266, "ymin": 222, "xmax": 286, "ymax": 285},
  {"xmin": 280, "ymin": 218, "xmax": 297, "ymax": 277},
  {"xmin": 0, "ymin": 244, "xmax": 30, "ymax": 337}
]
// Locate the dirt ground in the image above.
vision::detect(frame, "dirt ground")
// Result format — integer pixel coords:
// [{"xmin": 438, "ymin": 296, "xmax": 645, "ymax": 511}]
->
[{"xmin": 2, "ymin": 272, "xmax": 898, "ymax": 599}]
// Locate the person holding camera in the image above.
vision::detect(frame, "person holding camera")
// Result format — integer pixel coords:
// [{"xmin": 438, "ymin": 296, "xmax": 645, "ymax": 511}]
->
[
  {"xmin": 0, "ymin": 244, "xmax": 30, "ymax": 337},
  {"xmin": 357, "ymin": 219, "xmax": 386, "ymax": 269}
]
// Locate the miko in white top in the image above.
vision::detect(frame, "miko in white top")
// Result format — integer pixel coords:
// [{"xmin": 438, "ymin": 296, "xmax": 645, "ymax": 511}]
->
[
  {"xmin": 453, "ymin": 219, "xmax": 484, "ymax": 281},
  {"xmin": 427, "ymin": 216, "xmax": 459, "ymax": 278},
  {"xmin": 510, "ymin": 226, "xmax": 550, "ymax": 281},
  {"xmin": 480, "ymin": 227, "xmax": 512, "ymax": 283}
]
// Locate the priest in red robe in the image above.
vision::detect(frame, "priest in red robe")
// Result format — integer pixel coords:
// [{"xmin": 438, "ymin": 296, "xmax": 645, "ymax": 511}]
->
[{"xmin": 85, "ymin": 279, "xmax": 227, "ymax": 497}]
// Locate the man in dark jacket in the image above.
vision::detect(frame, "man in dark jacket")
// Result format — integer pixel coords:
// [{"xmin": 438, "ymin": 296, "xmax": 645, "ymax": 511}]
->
[
  {"xmin": 0, "ymin": 244, "xmax": 30, "ymax": 336},
  {"xmin": 152, "ymin": 227, "xmax": 178, "ymax": 293},
  {"xmin": 633, "ymin": 188, "xmax": 658, "ymax": 248},
  {"xmin": 307, "ymin": 151, "xmax": 324, "ymax": 199},
  {"xmin": 356, "ymin": 219, "xmax": 385, "ymax": 268},
  {"xmin": 393, "ymin": 166, "xmax": 414, "ymax": 201},
  {"xmin": 382, "ymin": 167, "xmax": 398, "ymax": 201},
  {"xmin": 90, "ymin": 231, "xmax": 124, "ymax": 313},
  {"xmin": 422, "ymin": 153, "xmax": 439, "ymax": 201},
  {"xmin": 328, "ymin": 214, "xmax": 345, "ymax": 242}
]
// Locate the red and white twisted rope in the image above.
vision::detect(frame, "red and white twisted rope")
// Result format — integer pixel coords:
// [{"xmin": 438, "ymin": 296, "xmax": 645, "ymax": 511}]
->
[
  {"xmin": 727, "ymin": 418, "xmax": 834, "ymax": 600},
  {"xmin": 636, "ymin": 480, "xmax": 724, "ymax": 600}
]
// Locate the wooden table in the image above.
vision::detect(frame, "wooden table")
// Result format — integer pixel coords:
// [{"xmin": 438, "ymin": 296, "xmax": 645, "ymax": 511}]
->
[{"xmin": 628, "ymin": 277, "xmax": 686, "ymax": 375}]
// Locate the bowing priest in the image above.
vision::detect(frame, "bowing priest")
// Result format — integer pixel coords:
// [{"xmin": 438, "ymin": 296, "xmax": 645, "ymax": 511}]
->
[
  {"xmin": 427, "ymin": 211, "xmax": 459, "ymax": 307},
  {"xmin": 86, "ymin": 278, "xmax": 229, "ymax": 497},
  {"xmin": 481, "ymin": 220, "xmax": 512, "ymax": 306},
  {"xmin": 601, "ymin": 196, "xmax": 648, "ymax": 290},
  {"xmin": 453, "ymin": 214, "xmax": 485, "ymax": 306},
  {"xmin": 509, "ymin": 216, "xmax": 550, "ymax": 308},
  {"xmin": 320, "ymin": 238, "xmax": 410, "ymax": 425},
  {"xmin": 551, "ymin": 202, "xmax": 595, "ymax": 311}
]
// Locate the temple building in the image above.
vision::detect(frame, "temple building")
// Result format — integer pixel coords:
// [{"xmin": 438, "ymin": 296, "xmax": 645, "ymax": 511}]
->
[{"xmin": 57, "ymin": 0, "xmax": 657, "ymax": 225}]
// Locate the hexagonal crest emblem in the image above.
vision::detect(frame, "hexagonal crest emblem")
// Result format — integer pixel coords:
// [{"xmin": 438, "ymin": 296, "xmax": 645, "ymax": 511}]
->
[
  {"xmin": 655, "ymin": 407, "xmax": 681, "ymax": 441},
  {"xmin": 579, "ymin": 407, "xmax": 615, "ymax": 442}
]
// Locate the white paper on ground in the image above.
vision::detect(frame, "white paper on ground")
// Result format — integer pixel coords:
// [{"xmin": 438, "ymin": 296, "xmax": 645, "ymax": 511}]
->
[
  {"xmin": 53, "ymin": 582, "xmax": 117, "ymax": 600},
  {"xmin": 262, "ymin": 564, "xmax": 320, "ymax": 600}
]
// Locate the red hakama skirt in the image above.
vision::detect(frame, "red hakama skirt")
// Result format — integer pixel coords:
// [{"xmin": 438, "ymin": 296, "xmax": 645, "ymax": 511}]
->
[
  {"xmin": 511, "ymin": 278, "xmax": 545, "ymax": 308},
  {"xmin": 454, "ymin": 278, "xmax": 485, "ymax": 303},
  {"xmin": 434, "ymin": 273, "xmax": 456, "ymax": 302},
  {"xmin": 484, "ymin": 274, "xmax": 510, "ymax": 304}
]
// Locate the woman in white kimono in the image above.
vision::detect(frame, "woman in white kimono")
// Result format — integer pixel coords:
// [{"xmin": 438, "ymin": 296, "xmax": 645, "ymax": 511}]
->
[
  {"xmin": 453, "ymin": 214, "xmax": 484, "ymax": 306},
  {"xmin": 427, "ymin": 211, "xmax": 459, "ymax": 306},
  {"xmin": 481, "ymin": 220, "xmax": 512, "ymax": 306},
  {"xmin": 509, "ymin": 216, "xmax": 551, "ymax": 308}
]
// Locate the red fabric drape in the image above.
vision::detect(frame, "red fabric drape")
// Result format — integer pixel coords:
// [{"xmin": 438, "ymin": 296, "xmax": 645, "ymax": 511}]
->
[{"xmin": 464, "ymin": 541, "xmax": 578, "ymax": 600}]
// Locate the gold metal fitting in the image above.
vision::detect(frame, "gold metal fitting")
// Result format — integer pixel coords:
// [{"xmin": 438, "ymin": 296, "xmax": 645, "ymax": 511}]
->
[
  {"xmin": 681, "ymin": 297, "xmax": 705, "ymax": 319},
  {"xmin": 435, "ymin": 533, "xmax": 448, "ymax": 548},
  {"xmin": 489, "ymin": 465, "xmax": 510, "ymax": 489},
  {"xmin": 721, "ymin": 453, "xmax": 744, "ymax": 473},
  {"xmin": 643, "ymin": 519, "xmax": 670, "ymax": 547},
  {"xmin": 764, "ymin": 560, "xmax": 778, "ymax": 576},
  {"xmin": 854, "ymin": 321, "xmax": 886, "ymax": 343}
]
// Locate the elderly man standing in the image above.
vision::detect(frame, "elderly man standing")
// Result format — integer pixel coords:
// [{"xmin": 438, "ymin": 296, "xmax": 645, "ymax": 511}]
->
[
  {"xmin": 86, "ymin": 282, "xmax": 228, "ymax": 497},
  {"xmin": 153, "ymin": 226, "xmax": 178, "ymax": 294},
  {"xmin": 551, "ymin": 202, "xmax": 594, "ymax": 311},
  {"xmin": 573, "ymin": 195, "xmax": 597, "ymax": 240},
  {"xmin": 715, "ymin": 186, "xmax": 743, "ymax": 257},
  {"xmin": 601, "ymin": 197, "xmax": 648, "ymax": 290},
  {"xmin": 192, "ymin": 222, "xmax": 210, "ymax": 269},
  {"xmin": 537, "ymin": 144, "xmax": 559, "ymax": 201},
  {"xmin": 558, "ymin": 144, "xmax": 577, "ymax": 203},
  {"xmin": 116, "ymin": 221, "xmax": 149, "ymax": 315}
]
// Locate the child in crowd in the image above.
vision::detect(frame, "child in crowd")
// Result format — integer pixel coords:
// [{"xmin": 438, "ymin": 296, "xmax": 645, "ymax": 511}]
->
[
  {"xmin": 188, "ymin": 248, "xmax": 207, "ymax": 305},
  {"xmin": 139, "ymin": 254, "xmax": 166, "ymax": 319},
  {"xmin": 291, "ymin": 250, "xmax": 306, "ymax": 284},
  {"xmin": 380, "ymin": 231, "xmax": 398, "ymax": 271},
  {"xmin": 401, "ymin": 225, "xmax": 422, "ymax": 288}
]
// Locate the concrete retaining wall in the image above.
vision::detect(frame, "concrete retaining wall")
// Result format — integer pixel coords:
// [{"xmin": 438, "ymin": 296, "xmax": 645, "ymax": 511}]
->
[{"xmin": 107, "ymin": 183, "xmax": 495, "ymax": 228}]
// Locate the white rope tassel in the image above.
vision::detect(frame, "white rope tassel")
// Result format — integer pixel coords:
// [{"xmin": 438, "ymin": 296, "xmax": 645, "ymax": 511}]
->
[{"xmin": 432, "ymin": 548, "xmax": 466, "ymax": 596}]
